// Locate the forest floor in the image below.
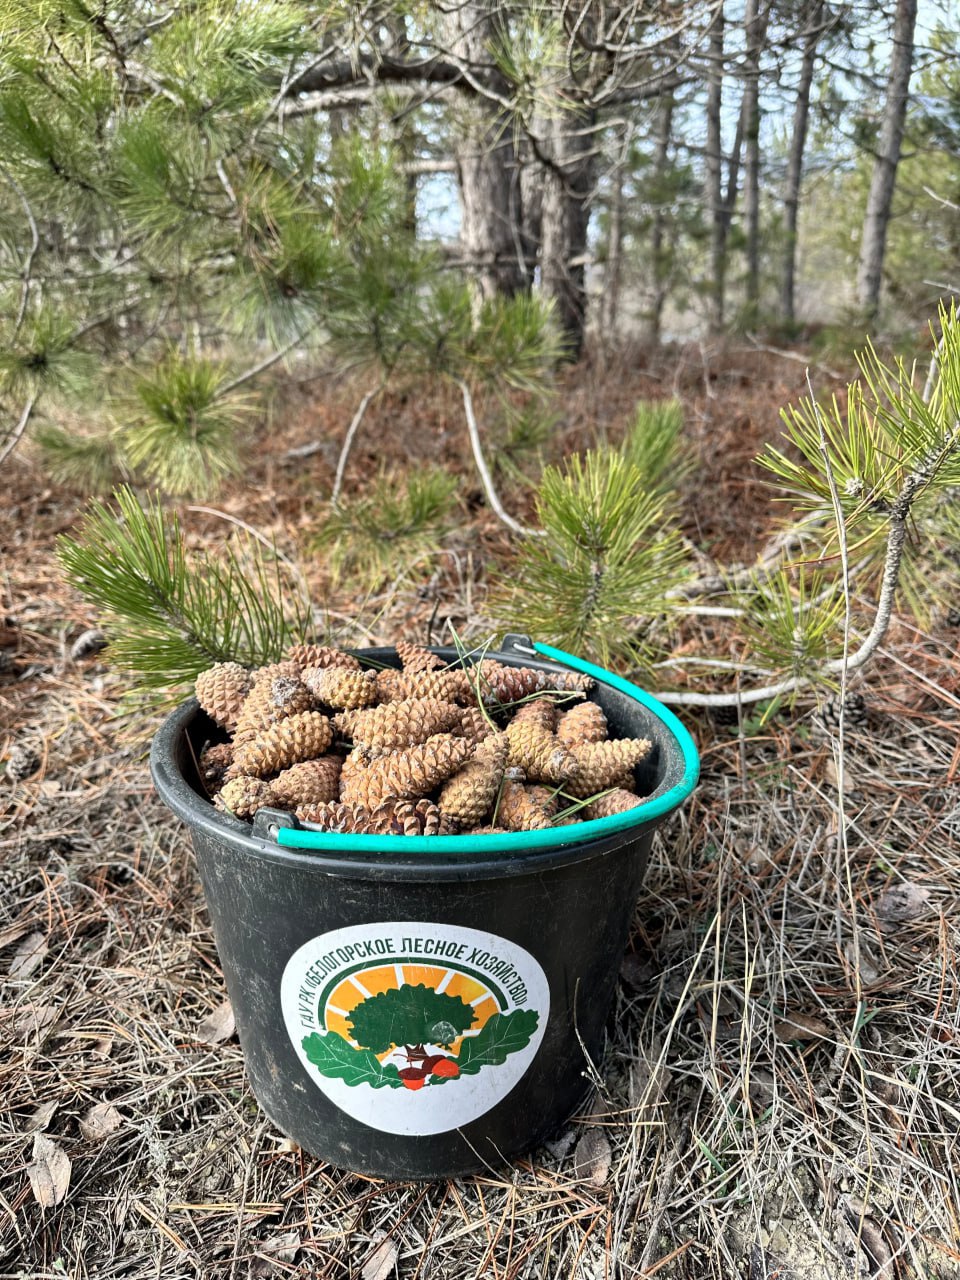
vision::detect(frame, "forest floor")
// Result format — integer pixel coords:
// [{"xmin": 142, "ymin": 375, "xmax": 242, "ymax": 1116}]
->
[{"xmin": 2, "ymin": 341, "xmax": 959, "ymax": 1279}]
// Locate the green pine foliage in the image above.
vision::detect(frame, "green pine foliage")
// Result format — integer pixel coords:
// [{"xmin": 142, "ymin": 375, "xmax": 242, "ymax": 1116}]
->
[
  {"xmin": 120, "ymin": 354, "xmax": 254, "ymax": 498},
  {"xmin": 0, "ymin": 5, "xmax": 561, "ymax": 504},
  {"xmin": 57, "ymin": 486, "xmax": 310, "ymax": 696},
  {"xmin": 34, "ymin": 423, "xmax": 124, "ymax": 493},
  {"xmin": 757, "ymin": 303, "xmax": 960, "ymax": 622},
  {"xmin": 499, "ymin": 444, "xmax": 689, "ymax": 671},
  {"xmin": 616, "ymin": 399, "xmax": 691, "ymax": 496},
  {"xmin": 312, "ymin": 465, "xmax": 460, "ymax": 590},
  {"xmin": 738, "ymin": 568, "xmax": 847, "ymax": 690}
]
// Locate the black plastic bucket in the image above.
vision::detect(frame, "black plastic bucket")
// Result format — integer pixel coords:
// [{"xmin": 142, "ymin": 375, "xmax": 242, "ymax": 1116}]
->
[{"xmin": 150, "ymin": 635, "xmax": 699, "ymax": 1179}]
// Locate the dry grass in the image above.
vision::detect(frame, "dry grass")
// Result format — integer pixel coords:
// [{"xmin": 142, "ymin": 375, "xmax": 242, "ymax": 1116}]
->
[{"xmin": 2, "ymin": 347, "xmax": 959, "ymax": 1278}]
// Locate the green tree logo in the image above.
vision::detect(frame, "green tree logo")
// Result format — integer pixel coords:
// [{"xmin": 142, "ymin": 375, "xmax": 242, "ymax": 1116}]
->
[
  {"xmin": 301, "ymin": 980, "xmax": 541, "ymax": 1092},
  {"xmin": 347, "ymin": 984, "xmax": 476, "ymax": 1055}
]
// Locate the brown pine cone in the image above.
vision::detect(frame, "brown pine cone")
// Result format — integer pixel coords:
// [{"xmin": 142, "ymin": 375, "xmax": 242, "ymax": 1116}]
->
[
  {"xmin": 302, "ymin": 665, "xmax": 378, "ymax": 710},
  {"xmin": 234, "ymin": 671, "xmax": 313, "ymax": 747},
  {"xmin": 524, "ymin": 784, "xmax": 560, "ymax": 819},
  {"xmin": 368, "ymin": 798, "xmax": 442, "ymax": 836},
  {"xmin": 438, "ymin": 733, "xmax": 508, "ymax": 827},
  {"xmin": 199, "ymin": 741, "xmax": 234, "ymax": 793},
  {"xmin": 510, "ymin": 697, "xmax": 558, "ymax": 732},
  {"xmin": 343, "ymin": 734, "xmax": 473, "ymax": 809},
  {"xmin": 395, "ymin": 641, "xmax": 444, "ymax": 673},
  {"xmin": 231, "ymin": 712, "xmax": 333, "ymax": 778},
  {"xmin": 215, "ymin": 775, "xmax": 273, "ymax": 819},
  {"xmin": 505, "ymin": 717, "xmax": 580, "ymax": 785},
  {"xmin": 470, "ymin": 825, "xmax": 509, "ymax": 835},
  {"xmin": 285, "ymin": 644, "xmax": 360, "ymax": 671},
  {"xmin": 457, "ymin": 705, "xmax": 500, "ymax": 745},
  {"xmin": 335, "ymin": 698, "xmax": 462, "ymax": 750},
  {"xmin": 269, "ymin": 757, "xmax": 342, "ymax": 808},
  {"xmin": 475, "ymin": 659, "xmax": 594, "ymax": 705},
  {"xmin": 565, "ymin": 738, "xmax": 653, "ymax": 798},
  {"xmin": 295, "ymin": 798, "xmax": 442, "ymax": 836},
  {"xmin": 584, "ymin": 788, "xmax": 644, "ymax": 819},
  {"xmin": 195, "ymin": 662, "xmax": 252, "ymax": 732},
  {"xmin": 375, "ymin": 667, "xmax": 473, "ymax": 705},
  {"xmin": 556, "ymin": 701, "xmax": 608, "ymax": 747},
  {"xmin": 294, "ymin": 801, "xmax": 371, "ymax": 832},
  {"xmin": 496, "ymin": 781, "xmax": 552, "ymax": 831}
]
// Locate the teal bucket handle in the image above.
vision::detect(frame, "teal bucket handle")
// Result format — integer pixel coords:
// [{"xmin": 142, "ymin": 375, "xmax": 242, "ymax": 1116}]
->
[{"xmin": 273, "ymin": 639, "xmax": 699, "ymax": 855}]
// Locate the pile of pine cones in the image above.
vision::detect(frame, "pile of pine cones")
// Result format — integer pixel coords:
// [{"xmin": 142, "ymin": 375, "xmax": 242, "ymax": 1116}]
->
[{"xmin": 194, "ymin": 642, "xmax": 652, "ymax": 837}]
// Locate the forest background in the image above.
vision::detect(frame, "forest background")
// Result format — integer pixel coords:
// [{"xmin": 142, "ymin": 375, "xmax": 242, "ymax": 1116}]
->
[{"xmin": 2, "ymin": 3, "xmax": 960, "ymax": 1279}]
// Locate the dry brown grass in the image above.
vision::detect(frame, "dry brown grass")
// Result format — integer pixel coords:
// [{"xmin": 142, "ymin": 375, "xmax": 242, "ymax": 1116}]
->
[{"xmin": 2, "ymin": 347, "xmax": 959, "ymax": 1278}]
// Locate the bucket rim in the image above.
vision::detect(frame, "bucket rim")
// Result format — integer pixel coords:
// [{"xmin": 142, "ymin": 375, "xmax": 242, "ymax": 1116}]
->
[{"xmin": 152, "ymin": 640, "xmax": 699, "ymax": 858}]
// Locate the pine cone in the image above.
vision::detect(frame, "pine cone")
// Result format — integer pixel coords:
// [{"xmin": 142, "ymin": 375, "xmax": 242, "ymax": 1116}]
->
[
  {"xmin": 375, "ymin": 667, "xmax": 473, "ymax": 705},
  {"xmin": 556, "ymin": 701, "xmax": 608, "ymax": 747},
  {"xmin": 7, "ymin": 744, "xmax": 41, "ymax": 781},
  {"xmin": 285, "ymin": 644, "xmax": 360, "ymax": 671},
  {"xmin": 302, "ymin": 665, "xmax": 378, "ymax": 710},
  {"xmin": 342, "ymin": 734, "xmax": 473, "ymax": 808},
  {"xmin": 471, "ymin": 825, "xmax": 508, "ymax": 835},
  {"xmin": 565, "ymin": 738, "xmax": 652, "ymax": 798},
  {"xmin": 216, "ymin": 775, "xmax": 274, "ymax": 819},
  {"xmin": 295, "ymin": 801, "xmax": 371, "ymax": 832},
  {"xmin": 368, "ymin": 798, "xmax": 442, "ymax": 836},
  {"xmin": 199, "ymin": 741, "xmax": 233, "ymax": 793},
  {"xmin": 195, "ymin": 662, "xmax": 252, "ymax": 732},
  {"xmin": 269, "ymin": 757, "xmax": 342, "ymax": 808},
  {"xmin": 584, "ymin": 788, "xmax": 643, "ymax": 819},
  {"xmin": 395, "ymin": 640, "xmax": 444, "ymax": 673},
  {"xmin": 475, "ymin": 659, "xmax": 593, "ymax": 705},
  {"xmin": 524, "ymin": 784, "xmax": 560, "ymax": 819},
  {"xmin": 496, "ymin": 781, "xmax": 552, "ymax": 831},
  {"xmin": 817, "ymin": 691, "xmax": 868, "ymax": 731},
  {"xmin": 458, "ymin": 705, "xmax": 499, "ymax": 745},
  {"xmin": 231, "ymin": 712, "xmax": 333, "ymax": 778},
  {"xmin": 234, "ymin": 672, "xmax": 313, "ymax": 746},
  {"xmin": 295, "ymin": 798, "xmax": 441, "ymax": 836},
  {"xmin": 505, "ymin": 717, "xmax": 580, "ymax": 785},
  {"xmin": 335, "ymin": 698, "xmax": 462, "ymax": 750},
  {"xmin": 438, "ymin": 733, "xmax": 508, "ymax": 827},
  {"xmin": 510, "ymin": 697, "xmax": 558, "ymax": 732}
]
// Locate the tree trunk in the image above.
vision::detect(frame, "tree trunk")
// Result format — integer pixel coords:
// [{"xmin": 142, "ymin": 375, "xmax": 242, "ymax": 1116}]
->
[
  {"xmin": 648, "ymin": 91, "xmax": 677, "ymax": 344},
  {"xmin": 780, "ymin": 0, "xmax": 823, "ymax": 324},
  {"xmin": 601, "ymin": 126, "xmax": 630, "ymax": 339},
  {"xmin": 444, "ymin": 4, "xmax": 526, "ymax": 300},
  {"xmin": 743, "ymin": 0, "xmax": 771, "ymax": 311},
  {"xmin": 538, "ymin": 108, "xmax": 598, "ymax": 361},
  {"xmin": 856, "ymin": 0, "xmax": 918, "ymax": 317},
  {"xmin": 705, "ymin": 4, "xmax": 726, "ymax": 331}
]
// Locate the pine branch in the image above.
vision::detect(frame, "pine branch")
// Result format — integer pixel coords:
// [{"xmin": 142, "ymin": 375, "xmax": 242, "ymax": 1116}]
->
[
  {"xmin": 57, "ymin": 486, "xmax": 309, "ymax": 693},
  {"xmin": 658, "ymin": 397, "xmax": 960, "ymax": 708}
]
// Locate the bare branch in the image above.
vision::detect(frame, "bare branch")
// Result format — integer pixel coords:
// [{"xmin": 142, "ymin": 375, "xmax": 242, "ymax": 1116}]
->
[
  {"xmin": 0, "ymin": 394, "xmax": 39, "ymax": 470},
  {"xmin": 456, "ymin": 380, "xmax": 543, "ymax": 539}
]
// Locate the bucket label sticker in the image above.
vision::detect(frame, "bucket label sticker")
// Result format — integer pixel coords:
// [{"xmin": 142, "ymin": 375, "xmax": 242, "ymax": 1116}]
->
[{"xmin": 280, "ymin": 922, "xmax": 550, "ymax": 1136}]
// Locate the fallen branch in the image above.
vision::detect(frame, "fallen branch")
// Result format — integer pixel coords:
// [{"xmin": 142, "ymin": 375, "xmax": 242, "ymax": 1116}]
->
[
  {"xmin": 456, "ymin": 379, "xmax": 544, "ymax": 539},
  {"xmin": 0, "ymin": 394, "xmax": 39, "ymax": 470},
  {"xmin": 331, "ymin": 379, "xmax": 386, "ymax": 506}
]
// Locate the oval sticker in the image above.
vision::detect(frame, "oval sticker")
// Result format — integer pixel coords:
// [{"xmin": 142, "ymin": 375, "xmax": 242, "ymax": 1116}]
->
[{"xmin": 280, "ymin": 922, "xmax": 550, "ymax": 1135}]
